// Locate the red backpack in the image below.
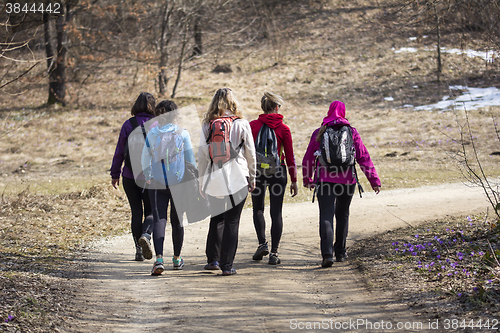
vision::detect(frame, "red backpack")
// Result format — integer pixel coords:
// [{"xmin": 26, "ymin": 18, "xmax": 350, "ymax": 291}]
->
[{"xmin": 206, "ymin": 116, "xmax": 243, "ymax": 168}]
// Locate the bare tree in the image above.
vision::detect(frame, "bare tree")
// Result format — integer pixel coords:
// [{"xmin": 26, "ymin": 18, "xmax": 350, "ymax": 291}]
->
[
  {"xmin": 0, "ymin": 6, "xmax": 45, "ymax": 92},
  {"xmin": 157, "ymin": 1, "xmax": 178, "ymax": 96},
  {"xmin": 455, "ymin": 107, "xmax": 500, "ymax": 220},
  {"xmin": 44, "ymin": 2, "xmax": 73, "ymax": 106}
]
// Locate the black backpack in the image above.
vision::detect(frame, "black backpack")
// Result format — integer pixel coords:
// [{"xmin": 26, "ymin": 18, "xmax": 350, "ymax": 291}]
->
[
  {"xmin": 319, "ymin": 125, "xmax": 356, "ymax": 172},
  {"xmin": 255, "ymin": 123, "xmax": 281, "ymax": 176},
  {"xmin": 124, "ymin": 117, "xmax": 147, "ymax": 172},
  {"xmin": 314, "ymin": 125, "xmax": 364, "ymax": 200}
]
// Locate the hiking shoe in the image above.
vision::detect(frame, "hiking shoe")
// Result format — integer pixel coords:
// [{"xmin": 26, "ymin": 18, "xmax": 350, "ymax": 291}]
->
[
  {"xmin": 221, "ymin": 268, "xmax": 237, "ymax": 276},
  {"xmin": 336, "ymin": 253, "xmax": 347, "ymax": 262},
  {"xmin": 172, "ymin": 257, "xmax": 184, "ymax": 270},
  {"xmin": 204, "ymin": 261, "xmax": 220, "ymax": 270},
  {"xmin": 321, "ymin": 257, "xmax": 334, "ymax": 268},
  {"xmin": 252, "ymin": 242, "xmax": 269, "ymax": 260},
  {"xmin": 268, "ymin": 253, "xmax": 281, "ymax": 265},
  {"xmin": 138, "ymin": 233, "xmax": 153, "ymax": 260},
  {"xmin": 135, "ymin": 246, "xmax": 144, "ymax": 261},
  {"xmin": 151, "ymin": 259, "xmax": 164, "ymax": 276}
]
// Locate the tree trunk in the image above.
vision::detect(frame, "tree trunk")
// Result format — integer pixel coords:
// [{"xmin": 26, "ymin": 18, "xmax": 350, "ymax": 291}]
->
[
  {"xmin": 158, "ymin": 53, "xmax": 169, "ymax": 95},
  {"xmin": 171, "ymin": 29, "xmax": 188, "ymax": 99},
  {"xmin": 192, "ymin": 18, "xmax": 202, "ymax": 57},
  {"xmin": 434, "ymin": 4, "xmax": 442, "ymax": 83},
  {"xmin": 158, "ymin": 2, "xmax": 172, "ymax": 96},
  {"xmin": 45, "ymin": 3, "xmax": 69, "ymax": 106}
]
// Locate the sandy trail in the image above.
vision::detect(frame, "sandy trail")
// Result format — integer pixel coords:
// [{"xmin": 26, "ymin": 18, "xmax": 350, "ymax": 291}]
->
[{"xmin": 69, "ymin": 183, "xmax": 488, "ymax": 332}]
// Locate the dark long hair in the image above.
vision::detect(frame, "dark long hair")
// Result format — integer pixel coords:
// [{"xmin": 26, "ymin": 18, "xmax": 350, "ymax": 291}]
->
[
  {"xmin": 155, "ymin": 100, "xmax": 179, "ymax": 125},
  {"xmin": 131, "ymin": 92, "xmax": 155, "ymax": 116},
  {"xmin": 155, "ymin": 100, "xmax": 178, "ymax": 116}
]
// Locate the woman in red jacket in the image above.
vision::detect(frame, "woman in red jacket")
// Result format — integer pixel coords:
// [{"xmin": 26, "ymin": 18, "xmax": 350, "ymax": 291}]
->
[{"xmin": 250, "ymin": 92, "xmax": 298, "ymax": 265}]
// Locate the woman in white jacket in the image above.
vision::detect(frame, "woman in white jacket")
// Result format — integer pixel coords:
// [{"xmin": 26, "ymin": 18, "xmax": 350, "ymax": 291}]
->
[{"xmin": 198, "ymin": 88, "xmax": 256, "ymax": 275}]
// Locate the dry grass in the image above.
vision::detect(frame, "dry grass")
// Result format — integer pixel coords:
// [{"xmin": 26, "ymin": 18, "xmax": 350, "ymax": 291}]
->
[{"xmin": 0, "ymin": 184, "xmax": 129, "ymax": 331}]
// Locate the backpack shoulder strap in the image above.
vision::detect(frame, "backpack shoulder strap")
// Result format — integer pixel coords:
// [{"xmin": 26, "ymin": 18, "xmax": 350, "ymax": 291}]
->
[
  {"xmin": 129, "ymin": 116, "xmax": 139, "ymax": 129},
  {"xmin": 129, "ymin": 116, "xmax": 147, "ymax": 140},
  {"xmin": 205, "ymin": 120, "xmax": 215, "ymax": 144},
  {"xmin": 230, "ymin": 117, "xmax": 245, "ymax": 151}
]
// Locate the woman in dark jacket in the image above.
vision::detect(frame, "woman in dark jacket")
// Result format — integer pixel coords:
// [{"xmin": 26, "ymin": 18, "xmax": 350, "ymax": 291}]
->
[
  {"xmin": 110, "ymin": 92, "xmax": 155, "ymax": 261},
  {"xmin": 249, "ymin": 92, "xmax": 298, "ymax": 265}
]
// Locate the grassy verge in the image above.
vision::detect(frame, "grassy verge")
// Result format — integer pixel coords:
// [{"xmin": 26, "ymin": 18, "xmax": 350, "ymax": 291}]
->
[
  {"xmin": 351, "ymin": 213, "xmax": 500, "ymax": 321},
  {"xmin": 0, "ymin": 183, "xmax": 129, "ymax": 331}
]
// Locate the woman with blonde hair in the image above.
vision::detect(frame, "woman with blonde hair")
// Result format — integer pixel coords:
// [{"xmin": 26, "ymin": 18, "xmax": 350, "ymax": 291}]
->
[
  {"xmin": 250, "ymin": 92, "xmax": 298, "ymax": 265},
  {"xmin": 198, "ymin": 88, "xmax": 256, "ymax": 275}
]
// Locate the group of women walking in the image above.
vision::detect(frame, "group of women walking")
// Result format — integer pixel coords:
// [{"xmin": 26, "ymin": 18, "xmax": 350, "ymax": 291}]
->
[{"xmin": 110, "ymin": 88, "xmax": 381, "ymax": 276}]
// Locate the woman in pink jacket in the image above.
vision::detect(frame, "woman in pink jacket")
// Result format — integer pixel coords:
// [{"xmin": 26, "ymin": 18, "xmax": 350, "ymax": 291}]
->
[{"xmin": 302, "ymin": 101, "xmax": 381, "ymax": 267}]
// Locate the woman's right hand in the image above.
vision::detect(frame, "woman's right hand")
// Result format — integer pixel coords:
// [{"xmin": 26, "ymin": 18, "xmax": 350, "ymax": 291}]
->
[
  {"xmin": 111, "ymin": 178, "xmax": 120, "ymax": 189},
  {"xmin": 248, "ymin": 181, "xmax": 256, "ymax": 193}
]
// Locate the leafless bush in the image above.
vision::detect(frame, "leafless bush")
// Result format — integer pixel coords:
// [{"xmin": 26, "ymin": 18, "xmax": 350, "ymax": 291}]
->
[{"xmin": 455, "ymin": 107, "xmax": 500, "ymax": 220}]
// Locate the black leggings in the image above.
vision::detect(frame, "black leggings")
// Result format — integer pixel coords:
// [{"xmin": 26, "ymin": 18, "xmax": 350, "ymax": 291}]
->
[
  {"xmin": 206, "ymin": 187, "xmax": 248, "ymax": 271},
  {"xmin": 251, "ymin": 166, "xmax": 287, "ymax": 253},
  {"xmin": 149, "ymin": 188, "xmax": 184, "ymax": 257},
  {"xmin": 316, "ymin": 182, "xmax": 355, "ymax": 259},
  {"xmin": 122, "ymin": 176, "xmax": 154, "ymax": 247}
]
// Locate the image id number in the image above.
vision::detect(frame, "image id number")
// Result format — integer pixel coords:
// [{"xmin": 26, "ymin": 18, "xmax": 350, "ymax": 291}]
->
[
  {"xmin": 443, "ymin": 318, "xmax": 499, "ymax": 330},
  {"xmin": 5, "ymin": 3, "xmax": 61, "ymax": 14}
]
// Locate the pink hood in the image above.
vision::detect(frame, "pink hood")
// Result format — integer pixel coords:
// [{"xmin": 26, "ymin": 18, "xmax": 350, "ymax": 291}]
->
[
  {"xmin": 322, "ymin": 101, "xmax": 350, "ymax": 127},
  {"xmin": 301, "ymin": 101, "xmax": 381, "ymax": 189}
]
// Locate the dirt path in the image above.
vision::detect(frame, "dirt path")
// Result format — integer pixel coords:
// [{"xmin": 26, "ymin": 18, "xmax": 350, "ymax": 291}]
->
[{"xmin": 68, "ymin": 183, "xmax": 488, "ymax": 333}]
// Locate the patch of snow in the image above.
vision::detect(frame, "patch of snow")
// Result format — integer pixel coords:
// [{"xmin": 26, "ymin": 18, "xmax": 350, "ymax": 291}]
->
[
  {"xmin": 394, "ymin": 46, "xmax": 497, "ymax": 62},
  {"xmin": 414, "ymin": 86, "xmax": 500, "ymax": 111},
  {"xmin": 394, "ymin": 47, "xmax": 418, "ymax": 53}
]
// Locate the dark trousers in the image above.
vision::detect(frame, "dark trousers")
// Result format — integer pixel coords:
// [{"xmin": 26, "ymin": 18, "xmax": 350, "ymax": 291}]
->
[
  {"xmin": 122, "ymin": 176, "xmax": 154, "ymax": 247},
  {"xmin": 149, "ymin": 188, "xmax": 184, "ymax": 257},
  {"xmin": 316, "ymin": 182, "xmax": 355, "ymax": 259},
  {"xmin": 206, "ymin": 187, "xmax": 248, "ymax": 271},
  {"xmin": 251, "ymin": 166, "xmax": 287, "ymax": 253}
]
